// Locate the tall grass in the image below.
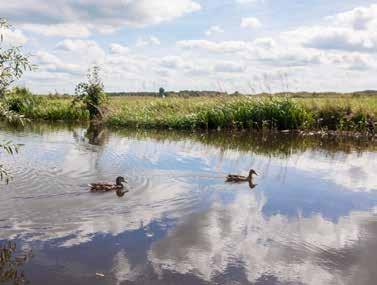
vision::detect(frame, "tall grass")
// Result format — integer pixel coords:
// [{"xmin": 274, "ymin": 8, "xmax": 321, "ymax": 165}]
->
[
  {"xmin": 298, "ymin": 97, "xmax": 377, "ymax": 132},
  {"xmin": 3, "ymin": 88, "xmax": 88, "ymax": 121},
  {"xmin": 108, "ymin": 96, "xmax": 314, "ymax": 130},
  {"xmin": 2, "ymin": 90, "xmax": 377, "ymax": 133}
]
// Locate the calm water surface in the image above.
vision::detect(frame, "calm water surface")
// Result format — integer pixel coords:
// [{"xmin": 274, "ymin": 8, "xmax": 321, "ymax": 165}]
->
[{"xmin": 1, "ymin": 124, "xmax": 377, "ymax": 285}]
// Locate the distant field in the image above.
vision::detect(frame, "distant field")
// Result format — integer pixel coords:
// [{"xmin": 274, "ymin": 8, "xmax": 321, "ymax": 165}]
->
[{"xmin": 2, "ymin": 92, "xmax": 377, "ymax": 133}]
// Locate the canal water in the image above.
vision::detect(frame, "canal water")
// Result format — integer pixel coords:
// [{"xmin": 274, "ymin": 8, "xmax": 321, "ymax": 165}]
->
[{"xmin": 1, "ymin": 123, "xmax": 377, "ymax": 284}]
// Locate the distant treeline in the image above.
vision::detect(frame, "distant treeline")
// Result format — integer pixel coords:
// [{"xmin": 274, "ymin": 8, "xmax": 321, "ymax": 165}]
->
[
  {"xmin": 274, "ymin": 90, "xmax": 377, "ymax": 98},
  {"xmin": 106, "ymin": 90, "xmax": 377, "ymax": 98},
  {"xmin": 106, "ymin": 90, "xmax": 228, "ymax": 97},
  {"xmin": 39, "ymin": 90, "xmax": 377, "ymax": 99}
]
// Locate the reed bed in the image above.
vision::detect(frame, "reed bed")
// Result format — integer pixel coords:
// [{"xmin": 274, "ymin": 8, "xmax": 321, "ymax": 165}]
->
[{"xmin": 2, "ymin": 92, "xmax": 377, "ymax": 133}]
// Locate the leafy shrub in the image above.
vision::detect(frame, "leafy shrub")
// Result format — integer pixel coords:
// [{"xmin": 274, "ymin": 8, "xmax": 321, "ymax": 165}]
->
[{"xmin": 73, "ymin": 66, "xmax": 107, "ymax": 120}]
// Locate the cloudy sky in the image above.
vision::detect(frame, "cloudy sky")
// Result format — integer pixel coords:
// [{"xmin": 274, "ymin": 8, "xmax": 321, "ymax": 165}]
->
[{"xmin": 1, "ymin": 0, "xmax": 377, "ymax": 93}]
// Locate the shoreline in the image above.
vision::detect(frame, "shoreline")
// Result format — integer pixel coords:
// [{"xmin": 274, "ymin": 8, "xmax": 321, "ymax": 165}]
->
[{"xmin": 1, "ymin": 94, "xmax": 377, "ymax": 138}]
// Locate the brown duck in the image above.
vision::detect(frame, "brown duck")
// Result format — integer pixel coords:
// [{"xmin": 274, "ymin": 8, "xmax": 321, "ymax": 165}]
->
[
  {"xmin": 226, "ymin": 169, "xmax": 258, "ymax": 183},
  {"xmin": 89, "ymin": 176, "xmax": 128, "ymax": 197}
]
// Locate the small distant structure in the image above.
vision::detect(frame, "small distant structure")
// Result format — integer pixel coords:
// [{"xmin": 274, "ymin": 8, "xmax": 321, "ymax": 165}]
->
[{"xmin": 159, "ymin": 87, "xmax": 166, "ymax": 98}]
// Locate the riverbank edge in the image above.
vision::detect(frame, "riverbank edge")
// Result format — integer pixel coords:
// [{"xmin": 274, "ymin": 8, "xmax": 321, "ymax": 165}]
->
[{"xmin": 2, "ymin": 95, "xmax": 377, "ymax": 137}]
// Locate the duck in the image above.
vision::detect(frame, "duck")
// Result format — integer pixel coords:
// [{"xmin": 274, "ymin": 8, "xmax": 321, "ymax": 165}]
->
[
  {"xmin": 89, "ymin": 176, "xmax": 128, "ymax": 197},
  {"xmin": 226, "ymin": 169, "xmax": 258, "ymax": 183}
]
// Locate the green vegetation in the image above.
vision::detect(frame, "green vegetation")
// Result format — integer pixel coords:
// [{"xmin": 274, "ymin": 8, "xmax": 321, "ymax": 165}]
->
[
  {"xmin": 108, "ymin": 96, "xmax": 312, "ymax": 130},
  {"xmin": 1, "ymin": 93, "xmax": 377, "ymax": 134},
  {"xmin": 159, "ymin": 87, "xmax": 165, "ymax": 98},
  {"xmin": 73, "ymin": 66, "xmax": 107, "ymax": 120},
  {"xmin": 3, "ymin": 87, "xmax": 88, "ymax": 121},
  {"xmin": 107, "ymin": 95, "xmax": 377, "ymax": 134},
  {"xmin": 0, "ymin": 19, "xmax": 32, "ymax": 183},
  {"xmin": 0, "ymin": 19, "xmax": 33, "ymax": 97},
  {"xmin": 106, "ymin": 90, "xmax": 227, "ymax": 97}
]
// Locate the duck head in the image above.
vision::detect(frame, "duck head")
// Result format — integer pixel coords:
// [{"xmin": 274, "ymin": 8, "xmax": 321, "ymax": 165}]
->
[
  {"xmin": 116, "ymin": 176, "xmax": 126, "ymax": 185},
  {"xmin": 248, "ymin": 169, "xmax": 258, "ymax": 179}
]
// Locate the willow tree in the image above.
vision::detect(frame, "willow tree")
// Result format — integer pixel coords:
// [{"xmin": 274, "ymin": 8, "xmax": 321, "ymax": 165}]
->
[
  {"xmin": 0, "ymin": 19, "xmax": 32, "ymax": 182},
  {"xmin": 0, "ymin": 141, "xmax": 21, "ymax": 183},
  {"xmin": 0, "ymin": 19, "xmax": 33, "ymax": 97}
]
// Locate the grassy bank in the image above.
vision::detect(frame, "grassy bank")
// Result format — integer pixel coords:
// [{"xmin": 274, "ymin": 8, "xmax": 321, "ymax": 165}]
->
[
  {"xmin": 1, "ymin": 91, "xmax": 377, "ymax": 133},
  {"xmin": 1, "ymin": 92, "xmax": 88, "ymax": 121},
  {"xmin": 107, "ymin": 96, "xmax": 312, "ymax": 130},
  {"xmin": 105, "ymin": 95, "xmax": 377, "ymax": 133}
]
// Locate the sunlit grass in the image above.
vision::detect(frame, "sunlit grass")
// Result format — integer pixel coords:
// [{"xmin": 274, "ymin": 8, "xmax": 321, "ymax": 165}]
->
[
  {"xmin": 2, "ymin": 93, "xmax": 377, "ymax": 132},
  {"xmin": 3, "ymin": 94, "xmax": 88, "ymax": 121}
]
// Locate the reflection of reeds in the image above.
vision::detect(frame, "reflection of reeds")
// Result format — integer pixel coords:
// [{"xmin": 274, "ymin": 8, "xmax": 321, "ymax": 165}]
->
[
  {"xmin": 1, "ymin": 120, "xmax": 376, "ymax": 158},
  {"xmin": 0, "ymin": 141, "xmax": 23, "ymax": 183},
  {"xmin": 113, "ymin": 128, "xmax": 377, "ymax": 158},
  {"xmin": 0, "ymin": 241, "xmax": 32, "ymax": 284}
]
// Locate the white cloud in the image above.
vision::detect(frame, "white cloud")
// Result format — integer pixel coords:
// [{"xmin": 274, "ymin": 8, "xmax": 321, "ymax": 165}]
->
[
  {"xmin": 159, "ymin": 56, "xmax": 185, "ymax": 69},
  {"xmin": 303, "ymin": 27, "xmax": 377, "ymax": 52},
  {"xmin": 136, "ymin": 36, "xmax": 161, "ymax": 47},
  {"xmin": 284, "ymin": 4, "xmax": 377, "ymax": 53},
  {"xmin": 241, "ymin": 17, "xmax": 262, "ymax": 29},
  {"xmin": 342, "ymin": 54, "xmax": 372, "ymax": 70},
  {"xmin": 2, "ymin": 0, "xmax": 201, "ymax": 28},
  {"xmin": 127, "ymin": 0, "xmax": 201, "ymax": 27},
  {"xmin": 177, "ymin": 40, "xmax": 250, "ymax": 53},
  {"xmin": 55, "ymin": 39, "xmax": 106, "ymax": 60},
  {"xmin": 177, "ymin": 39, "xmax": 322, "ymax": 67},
  {"xmin": 330, "ymin": 4, "xmax": 377, "ymax": 30},
  {"xmin": 236, "ymin": 0, "xmax": 261, "ymax": 4},
  {"xmin": 5, "ymin": 1, "xmax": 377, "ymax": 93},
  {"xmin": 21, "ymin": 23, "xmax": 91, "ymax": 38},
  {"xmin": 205, "ymin": 25, "xmax": 224, "ymax": 36},
  {"xmin": 110, "ymin": 43, "xmax": 130, "ymax": 55},
  {"xmin": 34, "ymin": 50, "xmax": 82, "ymax": 74},
  {"xmin": 54, "ymin": 39, "xmax": 106, "ymax": 67},
  {"xmin": 254, "ymin": 47, "xmax": 322, "ymax": 67},
  {"xmin": 214, "ymin": 62, "xmax": 246, "ymax": 73},
  {"xmin": 0, "ymin": 27, "xmax": 28, "ymax": 46},
  {"xmin": 253, "ymin": 37, "xmax": 276, "ymax": 48}
]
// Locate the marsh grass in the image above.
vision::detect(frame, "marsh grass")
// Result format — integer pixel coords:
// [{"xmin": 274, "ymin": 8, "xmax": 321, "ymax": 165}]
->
[
  {"xmin": 3, "ymin": 91, "xmax": 88, "ymax": 121},
  {"xmin": 298, "ymin": 97, "xmax": 377, "ymax": 132},
  {"xmin": 2, "ymin": 92, "xmax": 377, "ymax": 133},
  {"xmin": 107, "ymin": 96, "xmax": 312, "ymax": 130}
]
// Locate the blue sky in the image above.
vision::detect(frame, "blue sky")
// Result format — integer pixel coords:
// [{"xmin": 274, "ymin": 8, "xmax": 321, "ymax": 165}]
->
[{"xmin": 1, "ymin": 0, "xmax": 377, "ymax": 93}]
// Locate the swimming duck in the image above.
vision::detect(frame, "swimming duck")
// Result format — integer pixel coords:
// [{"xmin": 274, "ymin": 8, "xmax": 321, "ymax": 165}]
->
[
  {"xmin": 89, "ymin": 176, "xmax": 128, "ymax": 197},
  {"xmin": 226, "ymin": 169, "xmax": 258, "ymax": 183}
]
